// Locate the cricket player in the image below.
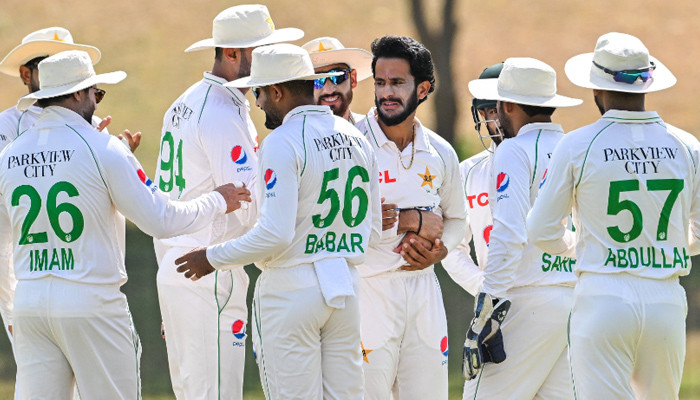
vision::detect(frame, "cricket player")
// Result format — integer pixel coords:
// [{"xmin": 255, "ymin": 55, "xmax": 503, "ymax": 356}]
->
[
  {"xmin": 0, "ymin": 26, "xmax": 140, "ymax": 353},
  {"xmin": 463, "ymin": 57, "xmax": 581, "ymax": 399},
  {"xmin": 0, "ymin": 50, "xmax": 249, "ymax": 400},
  {"xmin": 152, "ymin": 5, "xmax": 303, "ymax": 399},
  {"xmin": 175, "ymin": 43, "xmax": 381, "ymax": 400},
  {"xmin": 302, "ymin": 37, "xmax": 372, "ymax": 124},
  {"xmin": 442, "ymin": 62, "xmax": 505, "ymax": 295},
  {"xmin": 353, "ymin": 35, "xmax": 467, "ymax": 400},
  {"xmin": 528, "ymin": 32, "xmax": 700, "ymax": 399}
]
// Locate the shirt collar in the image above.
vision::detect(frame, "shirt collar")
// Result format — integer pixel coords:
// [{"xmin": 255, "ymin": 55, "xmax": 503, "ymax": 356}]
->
[
  {"xmin": 364, "ymin": 107, "xmax": 430, "ymax": 151},
  {"xmin": 38, "ymin": 105, "xmax": 95, "ymax": 129},
  {"xmin": 516, "ymin": 122, "xmax": 564, "ymax": 137},
  {"xmin": 283, "ymin": 105, "xmax": 333, "ymax": 124},
  {"xmin": 600, "ymin": 109, "xmax": 662, "ymax": 123},
  {"xmin": 202, "ymin": 72, "xmax": 248, "ymax": 108}
]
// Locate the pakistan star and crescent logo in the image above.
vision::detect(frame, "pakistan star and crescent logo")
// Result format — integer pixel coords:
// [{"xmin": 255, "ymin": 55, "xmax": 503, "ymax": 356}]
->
[
  {"xmin": 418, "ymin": 166, "xmax": 436, "ymax": 189},
  {"xmin": 317, "ymin": 42, "xmax": 332, "ymax": 52},
  {"xmin": 53, "ymin": 32, "xmax": 65, "ymax": 42},
  {"xmin": 361, "ymin": 341, "xmax": 373, "ymax": 363},
  {"xmin": 265, "ymin": 17, "xmax": 275, "ymax": 31}
]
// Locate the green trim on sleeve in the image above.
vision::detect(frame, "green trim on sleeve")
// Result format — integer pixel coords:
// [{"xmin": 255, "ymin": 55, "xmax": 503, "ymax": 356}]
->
[
  {"xmin": 301, "ymin": 116, "xmax": 308, "ymax": 176},
  {"xmin": 531, "ymin": 129, "xmax": 543, "ymax": 186},
  {"xmin": 198, "ymin": 85, "xmax": 213, "ymax": 124},
  {"xmin": 465, "ymin": 156, "xmax": 488, "ymax": 198},
  {"xmin": 575, "ymin": 122, "xmax": 615, "ymax": 189},
  {"xmin": 65, "ymin": 124, "xmax": 108, "ymax": 189}
]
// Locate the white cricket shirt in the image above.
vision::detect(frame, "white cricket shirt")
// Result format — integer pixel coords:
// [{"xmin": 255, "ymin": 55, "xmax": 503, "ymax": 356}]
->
[
  {"xmin": 207, "ymin": 105, "xmax": 381, "ymax": 270},
  {"xmin": 528, "ymin": 110, "xmax": 700, "ymax": 279},
  {"xmin": 441, "ymin": 146, "xmax": 495, "ymax": 295},
  {"xmin": 0, "ymin": 105, "xmax": 110, "ymax": 153},
  {"xmin": 0, "ymin": 106, "xmax": 227, "ymax": 289},
  {"xmin": 482, "ymin": 123, "xmax": 576, "ymax": 298},
  {"xmin": 154, "ymin": 73, "xmax": 258, "ymax": 253},
  {"xmin": 354, "ymin": 109, "xmax": 467, "ymax": 277}
]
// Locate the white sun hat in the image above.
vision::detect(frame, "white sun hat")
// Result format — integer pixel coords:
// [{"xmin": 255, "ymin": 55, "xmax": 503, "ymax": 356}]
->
[
  {"xmin": 185, "ymin": 4, "xmax": 304, "ymax": 52},
  {"xmin": 225, "ymin": 43, "xmax": 343, "ymax": 88},
  {"xmin": 301, "ymin": 37, "xmax": 373, "ymax": 81},
  {"xmin": 565, "ymin": 32, "xmax": 676, "ymax": 93},
  {"xmin": 0, "ymin": 27, "xmax": 101, "ymax": 77},
  {"xmin": 468, "ymin": 57, "xmax": 582, "ymax": 108},
  {"xmin": 17, "ymin": 50, "xmax": 126, "ymax": 111}
]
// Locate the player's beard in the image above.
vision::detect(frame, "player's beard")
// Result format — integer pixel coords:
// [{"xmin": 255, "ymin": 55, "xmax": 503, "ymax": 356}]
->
[
  {"xmin": 29, "ymin": 72, "xmax": 41, "ymax": 93},
  {"xmin": 375, "ymin": 86, "xmax": 419, "ymax": 127},
  {"xmin": 593, "ymin": 92, "xmax": 605, "ymax": 115},
  {"xmin": 496, "ymin": 101, "xmax": 515, "ymax": 139},
  {"xmin": 318, "ymin": 88, "xmax": 352, "ymax": 119},
  {"xmin": 77, "ymin": 94, "xmax": 96, "ymax": 124},
  {"xmin": 238, "ymin": 50, "xmax": 251, "ymax": 79},
  {"xmin": 263, "ymin": 107, "xmax": 283, "ymax": 129}
]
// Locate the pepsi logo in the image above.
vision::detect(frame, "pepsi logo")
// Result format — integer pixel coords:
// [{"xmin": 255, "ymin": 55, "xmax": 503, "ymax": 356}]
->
[
  {"xmin": 232, "ymin": 319, "xmax": 246, "ymax": 340},
  {"xmin": 264, "ymin": 169, "xmax": 277, "ymax": 190},
  {"xmin": 440, "ymin": 336, "xmax": 449, "ymax": 357},
  {"xmin": 539, "ymin": 169, "xmax": 548, "ymax": 189},
  {"xmin": 137, "ymin": 169, "xmax": 153, "ymax": 187},
  {"xmin": 496, "ymin": 172, "xmax": 510, "ymax": 193},
  {"xmin": 483, "ymin": 225, "xmax": 493, "ymax": 246},
  {"xmin": 231, "ymin": 146, "xmax": 248, "ymax": 165}
]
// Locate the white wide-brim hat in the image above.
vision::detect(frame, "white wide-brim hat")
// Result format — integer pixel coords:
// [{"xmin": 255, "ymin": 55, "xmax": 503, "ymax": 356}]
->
[
  {"xmin": 226, "ymin": 43, "xmax": 343, "ymax": 88},
  {"xmin": 301, "ymin": 37, "xmax": 373, "ymax": 82},
  {"xmin": 185, "ymin": 4, "xmax": 304, "ymax": 52},
  {"xmin": 468, "ymin": 57, "xmax": 582, "ymax": 108},
  {"xmin": 17, "ymin": 50, "xmax": 125, "ymax": 111},
  {"xmin": 565, "ymin": 32, "xmax": 676, "ymax": 93},
  {"xmin": 0, "ymin": 27, "xmax": 101, "ymax": 77}
]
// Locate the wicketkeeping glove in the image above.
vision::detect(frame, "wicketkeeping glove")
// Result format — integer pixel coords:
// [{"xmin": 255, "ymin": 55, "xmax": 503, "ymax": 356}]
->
[{"xmin": 463, "ymin": 292, "xmax": 511, "ymax": 380}]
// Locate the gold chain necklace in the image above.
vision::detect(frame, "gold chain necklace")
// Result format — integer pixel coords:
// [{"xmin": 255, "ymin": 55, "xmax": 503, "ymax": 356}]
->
[{"xmin": 399, "ymin": 124, "xmax": 416, "ymax": 170}]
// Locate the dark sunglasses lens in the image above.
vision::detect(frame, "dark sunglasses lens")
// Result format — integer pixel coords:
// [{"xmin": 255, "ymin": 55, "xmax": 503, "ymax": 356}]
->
[
  {"xmin": 614, "ymin": 70, "xmax": 653, "ymax": 84},
  {"xmin": 313, "ymin": 70, "xmax": 349, "ymax": 89},
  {"xmin": 94, "ymin": 89, "xmax": 105, "ymax": 104},
  {"xmin": 252, "ymin": 88, "xmax": 259, "ymax": 99}
]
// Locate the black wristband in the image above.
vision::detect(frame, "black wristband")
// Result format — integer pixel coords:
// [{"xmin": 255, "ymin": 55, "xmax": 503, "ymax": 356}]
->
[{"xmin": 416, "ymin": 209, "xmax": 423, "ymax": 235}]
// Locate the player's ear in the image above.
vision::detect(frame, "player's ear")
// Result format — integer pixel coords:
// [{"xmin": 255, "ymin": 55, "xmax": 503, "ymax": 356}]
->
[
  {"xmin": 416, "ymin": 80, "xmax": 430, "ymax": 101},
  {"xmin": 268, "ymin": 84, "xmax": 283, "ymax": 103},
  {"xmin": 350, "ymin": 69, "xmax": 358, "ymax": 89},
  {"xmin": 19, "ymin": 65, "xmax": 32, "ymax": 86}
]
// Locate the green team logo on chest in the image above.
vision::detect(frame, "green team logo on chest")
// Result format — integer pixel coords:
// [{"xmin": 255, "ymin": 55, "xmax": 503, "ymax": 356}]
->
[{"xmin": 305, "ymin": 165, "xmax": 369, "ymax": 254}]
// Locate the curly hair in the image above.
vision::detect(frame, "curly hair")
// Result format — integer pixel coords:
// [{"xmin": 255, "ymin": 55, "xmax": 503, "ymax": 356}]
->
[{"xmin": 370, "ymin": 36, "xmax": 435, "ymax": 104}]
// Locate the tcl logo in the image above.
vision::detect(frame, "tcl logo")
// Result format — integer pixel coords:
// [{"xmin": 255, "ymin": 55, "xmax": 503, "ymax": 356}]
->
[
  {"xmin": 379, "ymin": 170, "xmax": 396, "ymax": 183},
  {"xmin": 467, "ymin": 192, "xmax": 488, "ymax": 208}
]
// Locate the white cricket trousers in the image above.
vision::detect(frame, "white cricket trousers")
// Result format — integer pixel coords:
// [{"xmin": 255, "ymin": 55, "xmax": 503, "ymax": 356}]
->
[
  {"xmin": 463, "ymin": 285, "xmax": 574, "ymax": 400},
  {"xmin": 156, "ymin": 245, "xmax": 248, "ymax": 400},
  {"xmin": 13, "ymin": 276, "xmax": 141, "ymax": 400},
  {"xmin": 570, "ymin": 273, "xmax": 686, "ymax": 400},
  {"xmin": 359, "ymin": 266, "xmax": 449, "ymax": 400},
  {"xmin": 252, "ymin": 263, "xmax": 363, "ymax": 400}
]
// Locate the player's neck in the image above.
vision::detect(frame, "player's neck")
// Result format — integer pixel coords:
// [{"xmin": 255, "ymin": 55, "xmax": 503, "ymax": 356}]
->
[{"xmin": 378, "ymin": 113, "xmax": 416, "ymax": 151}]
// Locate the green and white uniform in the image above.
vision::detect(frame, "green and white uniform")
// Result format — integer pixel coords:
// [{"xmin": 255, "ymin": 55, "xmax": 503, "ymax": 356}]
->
[
  {"xmin": 206, "ymin": 105, "xmax": 381, "ymax": 400},
  {"xmin": 354, "ymin": 109, "xmax": 467, "ymax": 400},
  {"xmin": 0, "ymin": 106, "xmax": 227, "ymax": 399},
  {"xmin": 470, "ymin": 122, "xmax": 576, "ymax": 399},
  {"xmin": 0, "ymin": 104, "xmax": 108, "ymax": 341},
  {"xmin": 528, "ymin": 110, "xmax": 700, "ymax": 399},
  {"xmin": 153, "ymin": 72, "xmax": 258, "ymax": 400}
]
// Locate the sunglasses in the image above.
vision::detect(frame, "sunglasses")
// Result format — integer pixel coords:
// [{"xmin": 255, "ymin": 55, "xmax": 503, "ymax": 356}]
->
[
  {"xmin": 252, "ymin": 87, "xmax": 262, "ymax": 99},
  {"xmin": 93, "ymin": 87, "xmax": 106, "ymax": 104},
  {"xmin": 313, "ymin": 69, "xmax": 351, "ymax": 89},
  {"xmin": 593, "ymin": 61, "xmax": 656, "ymax": 84}
]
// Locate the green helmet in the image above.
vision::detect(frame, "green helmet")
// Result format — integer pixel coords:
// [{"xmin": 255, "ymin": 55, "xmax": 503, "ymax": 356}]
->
[{"xmin": 471, "ymin": 63, "xmax": 503, "ymax": 111}]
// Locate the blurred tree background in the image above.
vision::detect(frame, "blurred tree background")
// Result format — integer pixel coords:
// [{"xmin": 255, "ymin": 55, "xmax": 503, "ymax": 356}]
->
[{"xmin": 1, "ymin": 0, "xmax": 700, "ymax": 398}]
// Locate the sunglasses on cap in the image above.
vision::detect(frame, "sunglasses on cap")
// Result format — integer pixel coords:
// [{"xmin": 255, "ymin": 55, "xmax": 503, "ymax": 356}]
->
[
  {"xmin": 593, "ymin": 61, "xmax": 656, "ymax": 84},
  {"xmin": 313, "ymin": 69, "xmax": 351, "ymax": 89}
]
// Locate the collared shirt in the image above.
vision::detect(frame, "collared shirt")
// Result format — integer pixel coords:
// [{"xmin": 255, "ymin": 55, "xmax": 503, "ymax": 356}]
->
[
  {"xmin": 528, "ymin": 110, "xmax": 700, "ymax": 280},
  {"xmin": 0, "ymin": 106, "xmax": 226, "ymax": 294},
  {"xmin": 482, "ymin": 122, "xmax": 577, "ymax": 298},
  {"xmin": 207, "ymin": 105, "xmax": 381, "ymax": 270},
  {"xmin": 441, "ymin": 145, "xmax": 495, "ymax": 295},
  {"xmin": 0, "ymin": 104, "xmax": 109, "ymax": 153},
  {"xmin": 154, "ymin": 72, "xmax": 259, "ymax": 253},
  {"xmin": 354, "ymin": 108, "xmax": 467, "ymax": 277}
]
